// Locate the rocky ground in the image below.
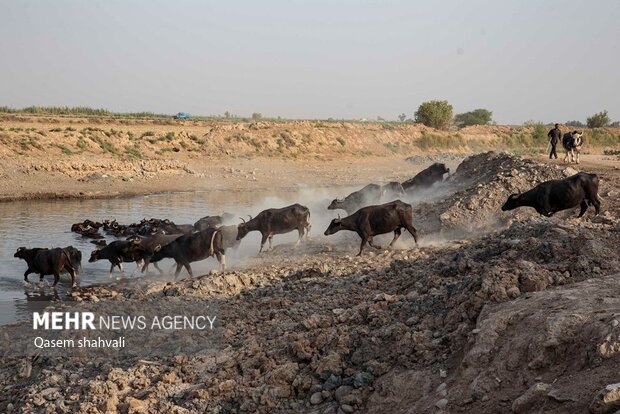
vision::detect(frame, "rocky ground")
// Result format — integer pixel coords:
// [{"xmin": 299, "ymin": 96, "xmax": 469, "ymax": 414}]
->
[{"xmin": 1, "ymin": 152, "xmax": 620, "ymax": 413}]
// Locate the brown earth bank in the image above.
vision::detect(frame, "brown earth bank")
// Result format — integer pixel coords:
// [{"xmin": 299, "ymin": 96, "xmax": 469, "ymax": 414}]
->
[
  {"xmin": 1, "ymin": 114, "xmax": 619, "ymax": 201},
  {"xmin": 1, "ymin": 152, "xmax": 620, "ymax": 413}
]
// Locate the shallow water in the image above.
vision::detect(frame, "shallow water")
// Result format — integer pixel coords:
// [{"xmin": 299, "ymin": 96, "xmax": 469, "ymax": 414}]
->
[{"xmin": 0, "ymin": 189, "xmax": 303, "ymax": 326}]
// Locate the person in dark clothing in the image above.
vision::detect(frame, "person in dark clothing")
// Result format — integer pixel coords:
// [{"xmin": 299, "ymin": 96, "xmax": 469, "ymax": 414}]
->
[{"xmin": 547, "ymin": 123, "xmax": 561, "ymax": 159}]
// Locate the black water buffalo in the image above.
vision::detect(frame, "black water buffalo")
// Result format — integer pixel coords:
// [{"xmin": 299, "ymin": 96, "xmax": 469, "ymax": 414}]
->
[
  {"xmin": 64, "ymin": 246, "xmax": 82, "ymax": 271},
  {"xmin": 148, "ymin": 228, "xmax": 225, "ymax": 278},
  {"xmin": 501, "ymin": 172, "xmax": 601, "ymax": 217},
  {"xmin": 216, "ymin": 225, "xmax": 241, "ymax": 251},
  {"xmin": 89, "ymin": 240, "xmax": 147, "ymax": 277},
  {"xmin": 14, "ymin": 247, "xmax": 78, "ymax": 287},
  {"xmin": 381, "ymin": 182, "xmax": 406, "ymax": 200},
  {"xmin": 324, "ymin": 200, "xmax": 418, "ymax": 256},
  {"xmin": 125, "ymin": 233, "xmax": 183, "ymax": 274},
  {"xmin": 70, "ymin": 221, "xmax": 104, "ymax": 239},
  {"xmin": 194, "ymin": 213, "xmax": 235, "ymax": 231},
  {"xmin": 328, "ymin": 184, "xmax": 382, "ymax": 215},
  {"xmin": 402, "ymin": 163, "xmax": 450, "ymax": 193},
  {"xmin": 237, "ymin": 204, "xmax": 311, "ymax": 252}
]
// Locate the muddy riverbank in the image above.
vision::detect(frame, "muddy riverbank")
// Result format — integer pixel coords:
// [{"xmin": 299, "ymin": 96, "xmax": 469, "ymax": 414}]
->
[{"xmin": 2, "ymin": 152, "xmax": 620, "ymax": 413}]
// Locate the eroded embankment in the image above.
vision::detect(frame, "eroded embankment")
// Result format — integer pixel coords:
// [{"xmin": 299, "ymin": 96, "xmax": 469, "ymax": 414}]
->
[{"xmin": 1, "ymin": 152, "xmax": 619, "ymax": 414}]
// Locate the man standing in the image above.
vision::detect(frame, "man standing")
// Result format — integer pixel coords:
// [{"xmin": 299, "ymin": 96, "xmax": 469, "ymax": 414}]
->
[{"xmin": 547, "ymin": 123, "xmax": 561, "ymax": 159}]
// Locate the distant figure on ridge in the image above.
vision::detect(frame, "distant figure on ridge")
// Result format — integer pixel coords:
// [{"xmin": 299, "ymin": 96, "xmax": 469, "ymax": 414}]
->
[{"xmin": 547, "ymin": 123, "xmax": 561, "ymax": 159}]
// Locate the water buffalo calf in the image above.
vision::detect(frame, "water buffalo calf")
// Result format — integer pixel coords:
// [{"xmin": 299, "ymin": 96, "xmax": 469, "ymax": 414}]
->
[
  {"xmin": 324, "ymin": 200, "xmax": 418, "ymax": 256},
  {"xmin": 14, "ymin": 247, "xmax": 78, "ymax": 287},
  {"xmin": 501, "ymin": 172, "xmax": 601, "ymax": 217}
]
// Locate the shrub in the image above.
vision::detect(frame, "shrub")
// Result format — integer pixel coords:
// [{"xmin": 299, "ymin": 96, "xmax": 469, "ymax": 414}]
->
[
  {"xmin": 566, "ymin": 120, "xmax": 585, "ymax": 127},
  {"xmin": 414, "ymin": 100, "xmax": 453, "ymax": 130},
  {"xmin": 454, "ymin": 109, "xmax": 493, "ymax": 127},
  {"xmin": 416, "ymin": 131, "xmax": 464, "ymax": 150},
  {"xmin": 523, "ymin": 120, "xmax": 547, "ymax": 141},
  {"xmin": 76, "ymin": 136, "xmax": 87, "ymax": 150},
  {"xmin": 587, "ymin": 110, "xmax": 610, "ymax": 128},
  {"xmin": 251, "ymin": 112, "xmax": 262, "ymax": 120}
]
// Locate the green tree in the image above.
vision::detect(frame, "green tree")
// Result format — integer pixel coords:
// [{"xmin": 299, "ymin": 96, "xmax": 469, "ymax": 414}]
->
[
  {"xmin": 454, "ymin": 108, "xmax": 493, "ymax": 127},
  {"xmin": 587, "ymin": 110, "xmax": 610, "ymax": 128},
  {"xmin": 566, "ymin": 120, "xmax": 585, "ymax": 127},
  {"xmin": 414, "ymin": 100, "xmax": 453, "ymax": 130},
  {"xmin": 397, "ymin": 113, "xmax": 407, "ymax": 122},
  {"xmin": 251, "ymin": 112, "xmax": 262, "ymax": 120}
]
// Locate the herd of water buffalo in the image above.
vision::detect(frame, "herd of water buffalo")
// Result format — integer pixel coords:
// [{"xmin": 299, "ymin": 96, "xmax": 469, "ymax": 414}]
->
[{"xmin": 13, "ymin": 161, "xmax": 602, "ymax": 289}]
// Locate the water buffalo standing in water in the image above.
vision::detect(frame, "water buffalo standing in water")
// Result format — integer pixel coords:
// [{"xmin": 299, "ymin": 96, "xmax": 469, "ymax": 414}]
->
[
  {"xmin": 89, "ymin": 240, "xmax": 148, "ymax": 277},
  {"xmin": 324, "ymin": 200, "xmax": 418, "ymax": 256},
  {"xmin": 237, "ymin": 204, "xmax": 311, "ymax": 253},
  {"xmin": 15, "ymin": 247, "xmax": 78, "ymax": 287},
  {"xmin": 501, "ymin": 172, "xmax": 601, "ymax": 217}
]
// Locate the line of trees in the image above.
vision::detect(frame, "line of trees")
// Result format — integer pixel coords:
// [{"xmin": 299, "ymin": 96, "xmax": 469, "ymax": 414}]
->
[{"xmin": 401, "ymin": 101, "xmax": 617, "ymax": 130}]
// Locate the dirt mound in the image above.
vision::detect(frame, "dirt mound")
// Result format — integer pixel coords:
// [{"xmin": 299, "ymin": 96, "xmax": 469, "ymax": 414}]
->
[
  {"xmin": 2, "ymin": 213, "xmax": 618, "ymax": 413},
  {"xmin": 413, "ymin": 152, "xmax": 580, "ymax": 236},
  {"xmin": 1, "ymin": 152, "xmax": 619, "ymax": 413}
]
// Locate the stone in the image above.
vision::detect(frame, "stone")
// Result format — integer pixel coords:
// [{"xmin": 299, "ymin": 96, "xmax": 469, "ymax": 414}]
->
[
  {"xmin": 340, "ymin": 404, "xmax": 354, "ymax": 413},
  {"xmin": 323, "ymin": 374, "xmax": 342, "ymax": 391},
  {"xmin": 353, "ymin": 372, "xmax": 374, "ymax": 388},
  {"xmin": 590, "ymin": 383, "xmax": 620, "ymax": 414},
  {"xmin": 511, "ymin": 383, "xmax": 551, "ymax": 413},
  {"xmin": 40, "ymin": 387, "xmax": 59, "ymax": 400},
  {"xmin": 435, "ymin": 398, "xmax": 448, "ymax": 409},
  {"xmin": 310, "ymin": 392, "xmax": 324, "ymax": 405},
  {"xmin": 335, "ymin": 385, "xmax": 353, "ymax": 402}
]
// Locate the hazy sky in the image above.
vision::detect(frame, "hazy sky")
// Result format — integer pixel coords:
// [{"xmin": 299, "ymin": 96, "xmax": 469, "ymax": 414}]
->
[{"xmin": 1, "ymin": 0, "xmax": 618, "ymax": 123}]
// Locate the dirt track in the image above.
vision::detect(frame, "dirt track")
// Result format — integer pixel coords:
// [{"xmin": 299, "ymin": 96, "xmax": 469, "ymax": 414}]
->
[{"xmin": 1, "ymin": 152, "xmax": 620, "ymax": 413}]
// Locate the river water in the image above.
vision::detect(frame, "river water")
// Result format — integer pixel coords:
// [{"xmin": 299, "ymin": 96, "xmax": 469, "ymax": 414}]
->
[{"xmin": 0, "ymin": 189, "xmax": 314, "ymax": 326}]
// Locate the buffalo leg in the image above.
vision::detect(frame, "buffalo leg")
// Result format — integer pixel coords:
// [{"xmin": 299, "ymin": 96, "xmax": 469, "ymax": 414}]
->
[
  {"xmin": 357, "ymin": 235, "xmax": 368, "ymax": 256},
  {"xmin": 118, "ymin": 263, "xmax": 125, "ymax": 274},
  {"xmin": 389, "ymin": 228, "xmax": 402, "ymax": 248},
  {"xmin": 296, "ymin": 227, "xmax": 303, "ymax": 246},
  {"xmin": 259, "ymin": 234, "xmax": 268, "ymax": 253},
  {"xmin": 39, "ymin": 273, "xmax": 45, "ymax": 282},
  {"xmin": 154, "ymin": 262, "xmax": 164, "ymax": 274},
  {"xmin": 368, "ymin": 237, "xmax": 382, "ymax": 250},
  {"xmin": 268, "ymin": 234, "xmax": 274, "ymax": 250},
  {"xmin": 305, "ymin": 223, "xmax": 311, "ymax": 240},
  {"xmin": 52, "ymin": 271, "xmax": 60, "ymax": 287},
  {"xmin": 405, "ymin": 223, "xmax": 418, "ymax": 244},
  {"xmin": 24, "ymin": 269, "xmax": 32, "ymax": 283},
  {"xmin": 184, "ymin": 263, "xmax": 194, "ymax": 278},
  {"xmin": 69, "ymin": 269, "xmax": 77, "ymax": 288},
  {"xmin": 591, "ymin": 195, "xmax": 602, "ymax": 215},
  {"xmin": 108, "ymin": 263, "xmax": 115, "ymax": 278},
  {"xmin": 174, "ymin": 263, "xmax": 184, "ymax": 279},
  {"xmin": 217, "ymin": 252, "xmax": 226, "ymax": 271},
  {"xmin": 578, "ymin": 201, "xmax": 588, "ymax": 218}
]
